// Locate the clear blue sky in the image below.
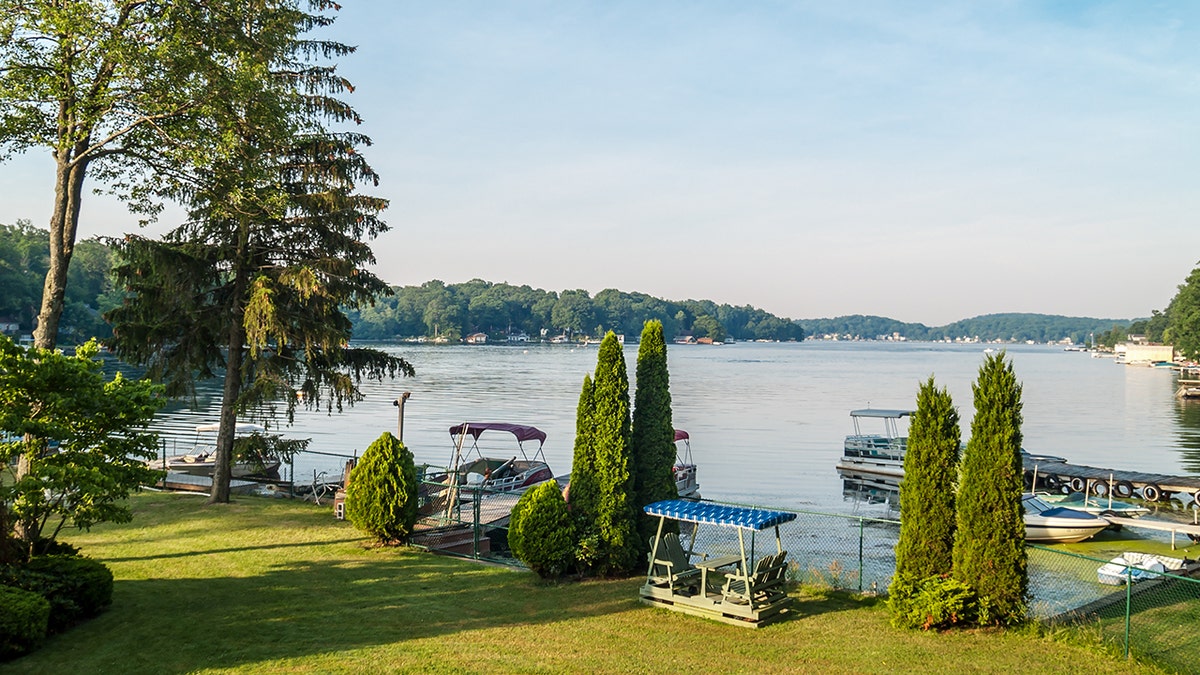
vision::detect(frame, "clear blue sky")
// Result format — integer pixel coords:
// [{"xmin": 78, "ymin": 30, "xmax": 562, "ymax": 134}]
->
[{"xmin": 3, "ymin": 1, "xmax": 1198, "ymax": 326}]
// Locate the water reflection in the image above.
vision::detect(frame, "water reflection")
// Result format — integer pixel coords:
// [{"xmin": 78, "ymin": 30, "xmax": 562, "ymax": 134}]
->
[
  {"xmin": 1172, "ymin": 399, "xmax": 1200, "ymax": 473},
  {"xmin": 839, "ymin": 469, "xmax": 900, "ymax": 515}
]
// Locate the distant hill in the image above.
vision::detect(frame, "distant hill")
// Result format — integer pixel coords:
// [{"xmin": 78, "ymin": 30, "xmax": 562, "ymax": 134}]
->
[{"xmin": 797, "ymin": 313, "xmax": 1135, "ymax": 344}]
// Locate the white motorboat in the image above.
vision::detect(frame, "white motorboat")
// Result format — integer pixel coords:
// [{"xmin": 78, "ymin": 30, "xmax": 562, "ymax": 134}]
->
[
  {"xmin": 835, "ymin": 408, "xmax": 911, "ymax": 479},
  {"xmin": 148, "ymin": 423, "xmax": 283, "ymax": 478},
  {"xmin": 1022, "ymin": 493, "xmax": 1110, "ymax": 543},
  {"xmin": 672, "ymin": 429, "xmax": 700, "ymax": 499},
  {"xmin": 1097, "ymin": 552, "xmax": 1186, "ymax": 585}
]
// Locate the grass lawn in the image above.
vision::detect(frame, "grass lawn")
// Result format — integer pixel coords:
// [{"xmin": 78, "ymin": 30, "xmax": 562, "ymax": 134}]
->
[{"xmin": 4, "ymin": 492, "xmax": 1169, "ymax": 674}]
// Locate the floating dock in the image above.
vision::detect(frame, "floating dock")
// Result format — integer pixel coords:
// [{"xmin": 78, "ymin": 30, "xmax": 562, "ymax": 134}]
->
[{"xmin": 1024, "ymin": 455, "xmax": 1200, "ymax": 505}]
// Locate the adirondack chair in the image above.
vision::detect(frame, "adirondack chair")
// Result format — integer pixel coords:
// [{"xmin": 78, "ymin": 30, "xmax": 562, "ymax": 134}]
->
[
  {"xmin": 647, "ymin": 532, "xmax": 701, "ymax": 594},
  {"xmin": 721, "ymin": 550, "xmax": 790, "ymax": 606}
]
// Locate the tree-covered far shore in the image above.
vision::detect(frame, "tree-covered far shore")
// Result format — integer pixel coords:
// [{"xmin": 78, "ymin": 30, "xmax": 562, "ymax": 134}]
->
[{"xmin": 346, "ymin": 279, "xmax": 806, "ymax": 343}]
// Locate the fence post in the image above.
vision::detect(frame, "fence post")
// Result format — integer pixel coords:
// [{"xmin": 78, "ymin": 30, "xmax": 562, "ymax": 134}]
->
[
  {"xmin": 1125, "ymin": 566, "xmax": 1132, "ymax": 660},
  {"xmin": 858, "ymin": 517, "xmax": 865, "ymax": 592},
  {"xmin": 473, "ymin": 486, "xmax": 482, "ymax": 559}
]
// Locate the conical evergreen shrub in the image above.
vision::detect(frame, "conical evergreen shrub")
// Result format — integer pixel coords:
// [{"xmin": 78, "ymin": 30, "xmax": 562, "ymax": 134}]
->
[
  {"xmin": 510, "ymin": 480, "xmax": 578, "ymax": 579},
  {"xmin": 631, "ymin": 320, "xmax": 678, "ymax": 555},
  {"xmin": 590, "ymin": 331, "xmax": 638, "ymax": 575},
  {"xmin": 953, "ymin": 352, "xmax": 1027, "ymax": 625},
  {"xmin": 889, "ymin": 376, "xmax": 961, "ymax": 627},
  {"xmin": 344, "ymin": 432, "xmax": 419, "ymax": 545}
]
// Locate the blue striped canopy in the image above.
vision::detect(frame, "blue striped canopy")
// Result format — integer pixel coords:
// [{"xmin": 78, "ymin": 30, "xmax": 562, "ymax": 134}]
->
[{"xmin": 643, "ymin": 499, "xmax": 797, "ymax": 531}]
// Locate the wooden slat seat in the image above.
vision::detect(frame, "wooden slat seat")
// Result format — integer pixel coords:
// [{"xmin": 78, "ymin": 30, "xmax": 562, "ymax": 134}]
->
[
  {"xmin": 647, "ymin": 532, "xmax": 701, "ymax": 594},
  {"xmin": 721, "ymin": 550, "xmax": 789, "ymax": 606}
]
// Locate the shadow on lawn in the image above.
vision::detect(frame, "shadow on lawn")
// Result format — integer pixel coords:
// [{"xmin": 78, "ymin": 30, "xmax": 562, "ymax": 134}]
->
[
  {"xmin": 100, "ymin": 538, "xmax": 365, "ymax": 562},
  {"xmin": 14, "ymin": 553, "xmax": 636, "ymax": 673}
]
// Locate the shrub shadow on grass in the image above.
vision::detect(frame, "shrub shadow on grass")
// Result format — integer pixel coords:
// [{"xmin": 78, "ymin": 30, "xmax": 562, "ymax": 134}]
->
[{"xmin": 11, "ymin": 553, "xmax": 635, "ymax": 673}]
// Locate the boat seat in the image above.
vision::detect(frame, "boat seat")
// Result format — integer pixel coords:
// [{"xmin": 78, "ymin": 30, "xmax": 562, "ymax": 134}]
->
[{"xmin": 647, "ymin": 532, "xmax": 701, "ymax": 594}]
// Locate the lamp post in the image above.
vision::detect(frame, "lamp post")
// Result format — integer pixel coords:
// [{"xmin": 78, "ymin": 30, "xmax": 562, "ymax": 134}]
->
[{"xmin": 392, "ymin": 392, "xmax": 412, "ymax": 443}]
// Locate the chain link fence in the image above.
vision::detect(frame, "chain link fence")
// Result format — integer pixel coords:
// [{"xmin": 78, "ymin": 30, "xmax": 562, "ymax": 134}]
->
[{"xmin": 408, "ymin": 488, "xmax": 1200, "ymax": 672}]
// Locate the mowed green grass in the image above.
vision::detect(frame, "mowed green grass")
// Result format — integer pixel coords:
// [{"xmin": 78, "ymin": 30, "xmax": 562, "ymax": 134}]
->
[{"xmin": 4, "ymin": 492, "xmax": 1166, "ymax": 674}]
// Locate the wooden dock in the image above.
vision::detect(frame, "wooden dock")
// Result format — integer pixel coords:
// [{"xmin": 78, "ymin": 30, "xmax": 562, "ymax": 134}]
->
[
  {"xmin": 1023, "ymin": 456, "xmax": 1200, "ymax": 504},
  {"xmin": 1104, "ymin": 516, "xmax": 1200, "ymax": 550},
  {"xmin": 158, "ymin": 472, "xmax": 259, "ymax": 494}
]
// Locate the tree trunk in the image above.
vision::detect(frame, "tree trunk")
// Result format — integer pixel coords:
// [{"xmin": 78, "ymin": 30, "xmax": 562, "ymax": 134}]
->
[
  {"xmin": 209, "ymin": 263, "xmax": 249, "ymax": 504},
  {"xmin": 34, "ymin": 146, "xmax": 89, "ymax": 350}
]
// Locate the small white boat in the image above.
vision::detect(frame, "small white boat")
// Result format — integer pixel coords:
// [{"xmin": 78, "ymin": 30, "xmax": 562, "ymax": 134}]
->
[
  {"xmin": 1097, "ymin": 552, "xmax": 1186, "ymax": 586},
  {"xmin": 1022, "ymin": 493, "xmax": 1110, "ymax": 543},
  {"xmin": 673, "ymin": 429, "xmax": 700, "ymax": 499},
  {"xmin": 148, "ymin": 423, "xmax": 283, "ymax": 478},
  {"xmin": 835, "ymin": 408, "xmax": 912, "ymax": 479}
]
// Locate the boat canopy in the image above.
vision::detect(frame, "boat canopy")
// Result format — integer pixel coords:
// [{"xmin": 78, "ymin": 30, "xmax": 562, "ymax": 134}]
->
[
  {"xmin": 448, "ymin": 422, "xmax": 547, "ymax": 445},
  {"xmin": 643, "ymin": 499, "xmax": 796, "ymax": 531},
  {"xmin": 194, "ymin": 423, "xmax": 267, "ymax": 435},
  {"xmin": 849, "ymin": 409, "xmax": 913, "ymax": 419},
  {"xmin": 674, "ymin": 429, "xmax": 689, "ymax": 442}
]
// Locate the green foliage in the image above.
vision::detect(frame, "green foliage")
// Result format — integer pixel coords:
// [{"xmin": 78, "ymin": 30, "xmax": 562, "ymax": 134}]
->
[
  {"xmin": 630, "ymin": 320, "xmax": 678, "ymax": 555},
  {"xmin": 0, "ymin": 336, "xmax": 163, "ymax": 559},
  {"xmin": 0, "ymin": 584, "xmax": 49, "ymax": 660},
  {"xmin": 588, "ymin": 332, "xmax": 638, "ymax": 576},
  {"xmin": 801, "ymin": 313, "xmax": 1131, "ymax": 345},
  {"xmin": 103, "ymin": 1, "xmax": 413, "ymax": 502},
  {"xmin": 509, "ymin": 481, "xmax": 577, "ymax": 579},
  {"xmin": 953, "ymin": 352, "xmax": 1027, "ymax": 626},
  {"xmin": 888, "ymin": 575, "xmax": 977, "ymax": 630},
  {"xmin": 568, "ymin": 375, "xmax": 598, "ymax": 524},
  {"xmin": 346, "ymin": 279, "xmax": 806, "ymax": 342},
  {"xmin": 344, "ymin": 433, "xmax": 419, "ymax": 545},
  {"xmin": 2, "ymin": 555, "xmax": 113, "ymax": 634},
  {"xmin": 1167, "ymin": 266, "xmax": 1200, "ymax": 361},
  {"xmin": 893, "ymin": 377, "xmax": 960, "ymax": 591}
]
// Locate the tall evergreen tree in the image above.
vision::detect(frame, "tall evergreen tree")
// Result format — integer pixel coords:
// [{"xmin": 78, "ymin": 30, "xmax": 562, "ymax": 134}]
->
[
  {"xmin": 590, "ymin": 331, "xmax": 638, "ymax": 575},
  {"xmin": 568, "ymin": 374, "xmax": 597, "ymax": 522},
  {"xmin": 953, "ymin": 352, "xmax": 1027, "ymax": 625},
  {"xmin": 895, "ymin": 378, "xmax": 960, "ymax": 580},
  {"xmin": 106, "ymin": 1, "xmax": 411, "ymax": 503},
  {"xmin": 889, "ymin": 377, "xmax": 960, "ymax": 623},
  {"xmin": 630, "ymin": 320, "xmax": 678, "ymax": 554}
]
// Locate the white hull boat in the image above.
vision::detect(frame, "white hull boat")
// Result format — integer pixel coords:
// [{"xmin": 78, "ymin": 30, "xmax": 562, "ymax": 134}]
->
[
  {"xmin": 1022, "ymin": 493, "xmax": 1110, "ymax": 543},
  {"xmin": 1097, "ymin": 552, "xmax": 1186, "ymax": 585},
  {"xmin": 148, "ymin": 423, "xmax": 282, "ymax": 478},
  {"xmin": 835, "ymin": 408, "xmax": 911, "ymax": 479}
]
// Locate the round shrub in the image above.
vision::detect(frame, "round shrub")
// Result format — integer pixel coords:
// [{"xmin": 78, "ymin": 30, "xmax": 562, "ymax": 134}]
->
[
  {"xmin": 4, "ymin": 555, "xmax": 113, "ymax": 633},
  {"xmin": 888, "ymin": 574, "xmax": 977, "ymax": 630},
  {"xmin": 510, "ymin": 481, "xmax": 577, "ymax": 579},
  {"xmin": 345, "ymin": 432, "xmax": 419, "ymax": 544},
  {"xmin": 0, "ymin": 585, "xmax": 50, "ymax": 660}
]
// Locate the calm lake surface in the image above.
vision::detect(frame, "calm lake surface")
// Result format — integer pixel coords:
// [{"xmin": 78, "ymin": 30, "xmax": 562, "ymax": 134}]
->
[{"xmin": 144, "ymin": 341, "xmax": 1200, "ymax": 516}]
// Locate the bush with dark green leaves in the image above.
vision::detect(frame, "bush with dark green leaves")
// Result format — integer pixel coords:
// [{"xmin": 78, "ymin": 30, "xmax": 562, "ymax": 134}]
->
[
  {"xmin": 0, "ymin": 585, "xmax": 50, "ymax": 660},
  {"xmin": 510, "ymin": 481, "xmax": 577, "ymax": 579},
  {"xmin": 2, "ymin": 555, "xmax": 113, "ymax": 633},
  {"xmin": 344, "ymin": 432, "xmax": 419, "ymax": 545},
  {"xmin": 888, "ymin": 574, "xmax": 977, "ymax": 630}
]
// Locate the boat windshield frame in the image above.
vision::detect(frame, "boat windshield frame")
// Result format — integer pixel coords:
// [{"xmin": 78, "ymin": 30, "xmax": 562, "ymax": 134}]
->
[{"xmin": 448, "ymin": 422, "xmax": 548, "ymax": 467}]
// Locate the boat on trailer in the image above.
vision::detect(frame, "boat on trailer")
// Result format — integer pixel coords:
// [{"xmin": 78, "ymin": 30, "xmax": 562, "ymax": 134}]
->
[
  {"xmin": 673, "ymin": 429, "xmax": 700, "ymax": 498},
  {"xmin": 836, "ymin": 408, "xmax": 912, "ymax": 479}
]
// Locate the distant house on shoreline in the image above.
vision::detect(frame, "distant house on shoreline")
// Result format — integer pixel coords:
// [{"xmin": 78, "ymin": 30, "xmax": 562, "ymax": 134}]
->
[{"xmin": 465, "ymin": 332, "xmax": 488, "ymax": 344}]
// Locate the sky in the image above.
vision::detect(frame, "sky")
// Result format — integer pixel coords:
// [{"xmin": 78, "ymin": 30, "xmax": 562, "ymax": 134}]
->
[{"xmin": 3, "ymin": 1, "xmax": 1199, "ymax": 326}]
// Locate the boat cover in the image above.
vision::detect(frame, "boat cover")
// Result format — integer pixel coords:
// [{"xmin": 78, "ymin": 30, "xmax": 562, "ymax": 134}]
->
[
  {"xmin": 644, "ymin": 499, "xmax": 796, "ymax": 531},
  {"xmin": 448, "ymin": 422, "xmax": 547, "ymax": 445},
  {"xmin": 674, "ymin": 429, "xmax": 689, "ymax": 442},
  {"xmin": 849, "ymin": 409, "xmax": 913, "ymax": 419}
]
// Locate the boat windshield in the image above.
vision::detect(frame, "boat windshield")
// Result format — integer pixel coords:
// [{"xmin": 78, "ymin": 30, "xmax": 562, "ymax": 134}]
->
[{"xmin": 1022, "ymin": 494, "xmax": 1053, "ymax": 514}]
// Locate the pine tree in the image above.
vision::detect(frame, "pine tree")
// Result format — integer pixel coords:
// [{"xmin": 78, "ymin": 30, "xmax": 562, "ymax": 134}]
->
[
  {"xmin": 630, "ymin": 320, "xmax": 678, "ymax": 555},
  {"xmin": 953, "ymin": 352, "xmax": 1027, "ymax": 625},
  {"xmin": 889, "ymin": 377, "xmax": 960, "ymax": 624},
  {"xmin": 568, "ymin": 374, "xmax": 597, "ymax": 522},
  {"xmin": 590, "ymin": 331, "xmax": 638, "ymax": 575}
]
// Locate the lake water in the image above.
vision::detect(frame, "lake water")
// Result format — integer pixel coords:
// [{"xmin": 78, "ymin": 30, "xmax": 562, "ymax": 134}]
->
[{"xmin": 143, "ymin": 341, "xmax": 1200, "ymax": 516}]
